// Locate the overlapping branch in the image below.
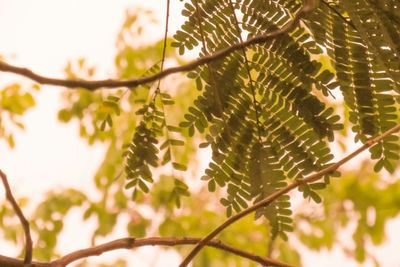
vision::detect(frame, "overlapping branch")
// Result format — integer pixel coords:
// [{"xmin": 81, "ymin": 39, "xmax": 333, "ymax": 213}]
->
[
  {"xmin": 178, "ymin": 124, "xmax": 400, "ymax": 266},
  {"xmin": 0, "ymin": 0, "xmax": 315, "ymax": 91},
  {"xmin": 0, "ymin": 171, "xmax": 290, "ymax": 266},
  {"xmin": 0, "ymin": 237, "xmax": 292, "ymax": 267}
]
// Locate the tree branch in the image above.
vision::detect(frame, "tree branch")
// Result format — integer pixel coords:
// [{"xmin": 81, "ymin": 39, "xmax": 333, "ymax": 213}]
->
[
  {"xmin": 0, "ymin": 254, "xmax": 50, "ymax": 267},
  {"xmin": 0, "ymin": 0, "xmax": 315, "ymax": 91},
  {"xmin": 0, "ymin": 237, "xmax": 293, "ymax": 267},
  {"xmin": 54, "ymin": 236, "xmax": 293, "ymax": 267},
  {"xmin": 179, "ymin": 123, "xmax": 400, "ymax": 266},
  {"xmin": 0, "ymin": 170, "xmax": 33, "ymax": 264}
]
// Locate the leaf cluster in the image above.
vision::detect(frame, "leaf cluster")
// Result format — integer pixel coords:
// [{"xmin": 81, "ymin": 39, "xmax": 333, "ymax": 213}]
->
[
  {"xmin": 174, "ymin": 0, "xmax": 344, "ymax": 239},
  {"xmin": 0, "ymin": 83, "xmax": 38, "ymax": 147}
]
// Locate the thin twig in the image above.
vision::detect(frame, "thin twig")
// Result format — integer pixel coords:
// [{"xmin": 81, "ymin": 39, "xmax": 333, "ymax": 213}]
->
[
  {"xmin": 178, "ymin": 123, "xmax": 400, "ymax": 267},
  {"xmin": 0, "ymin": 0, "xmax": 314, "ymax": 91},
  {"xmin": 151, "ymin": 0, "xmax": 183, "ymax": 183},
  {"xmin": 0, "ymin": 170, "xmax": 33, "ymax": 264},
  {"xmin": 158, "ymin": 0, "xmax": 170, "ymax": 77},
  {"xmin": 152, "ymin": 0, "xmax": 170, "ymax": 98}
]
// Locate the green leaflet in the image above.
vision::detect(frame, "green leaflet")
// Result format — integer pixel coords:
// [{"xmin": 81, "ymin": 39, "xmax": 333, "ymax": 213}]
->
[
  {"xmin": 128, "ymin": 0, "xmax": 400, "ymax": 241},
  {"xmin": 175, "ymin": 0, "xmax": 339, "ymax": 239},
  {"xmin": 306, "ymin": 1, "xmax": 400, "ymax": 173},
  {"xmin": 0, "ymin": 83, "xmax": 37, "ymax": 148}
]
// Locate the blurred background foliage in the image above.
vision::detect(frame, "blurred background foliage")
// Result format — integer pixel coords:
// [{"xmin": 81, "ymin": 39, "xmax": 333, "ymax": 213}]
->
[
  {"xmin": 1, "ymin": 5, "xmax": 400, "ymax": 267},
  {"xmin": 0, "ymin": 81, "xmax": 38, "ymax": 148}
]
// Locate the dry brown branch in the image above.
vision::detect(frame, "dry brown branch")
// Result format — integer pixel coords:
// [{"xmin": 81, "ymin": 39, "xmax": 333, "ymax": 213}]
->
[
  {"xmin": 0, "ymin": 254, "xmax": 50, "ymax": 267},
  {"xmin": 0, "ymin": 0, "xmax": 314, "ymax": 91},
  {"xmin": 53, "ymin": 237, "xmax": 292, "ymax": 267},
  {"xmin": 0, "ymin": 237, "xmax": 292, "ymax": 267},
  {"xmin": 0, "ymin": 170, "xmax": 33, "ymax": 264},
  {"xmin": 178, "ymin": 121, "xmax": 400, "ymax": 267}
]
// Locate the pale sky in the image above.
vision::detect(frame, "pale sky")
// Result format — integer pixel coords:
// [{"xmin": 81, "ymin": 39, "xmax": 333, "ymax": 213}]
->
[{"xmin": 0, "ymin": 1, "xmax": 400, "ymax": 266}]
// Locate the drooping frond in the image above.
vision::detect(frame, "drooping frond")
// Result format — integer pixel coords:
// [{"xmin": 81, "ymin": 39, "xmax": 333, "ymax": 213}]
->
[
  {"xmin": 305, "ymin": 0, "xmax": 400, "ymax": 172},
  {"xmin": 175, "ymin": 0, "xmax": 342, "ymax": 239},
  {"xmin": 120, "ymin": 0, "xmax": 400, "ymax": 240},
  {"xmin": 123, "ymin": 67, "xmax": 190, "ymax": 203}
]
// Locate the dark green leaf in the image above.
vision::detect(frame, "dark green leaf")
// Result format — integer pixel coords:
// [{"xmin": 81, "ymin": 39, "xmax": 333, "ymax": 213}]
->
[
  {"xmin": 172, "ymin": 162, "xmax": 187, "ymax": 171},
  {"xmin": 138, "ymin": 180, "xmax": 149, "ymax": 193},
  {"xmin": 208, "ymin": 180, "xmax": 216, "ymax": 192}
]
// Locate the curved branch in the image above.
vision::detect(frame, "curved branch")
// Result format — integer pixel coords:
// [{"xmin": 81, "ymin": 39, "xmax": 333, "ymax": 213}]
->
[
  {"xmin": 0, "ymin": 237, "xmax": 292, "ymax": 267},
  {"xmin": 0, "ymin": 170, "xmax": 33, "ymax": 265},
  {"xmin": 53, "ymin": 236, "xmax": 293, "ymax": 267},
  {"xmin": 0, "ymin": 0, "xmax": 315, "ymax": 91},
  {"xmin": 179, "ymin": 122, "xmax": 400, "ymax": 266}
]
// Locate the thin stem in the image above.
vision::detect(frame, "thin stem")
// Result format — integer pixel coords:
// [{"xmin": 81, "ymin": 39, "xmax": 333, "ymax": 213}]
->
[
  {"xmin": 154, "ymin": 0, "xmax": 179, "ymax": 178},
  {"xmin": 0, "ymin": 170, "xmax": 33, "ymax": 264},
  {"xmin": 155, "ymin": 0, "xmax": 170, "ymax": 93}
]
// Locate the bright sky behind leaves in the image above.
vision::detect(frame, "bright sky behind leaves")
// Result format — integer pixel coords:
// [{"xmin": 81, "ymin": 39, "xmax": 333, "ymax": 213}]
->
[{"xmin": 0, "ymin": 1, "xmax": 400, "ymax": 266}]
